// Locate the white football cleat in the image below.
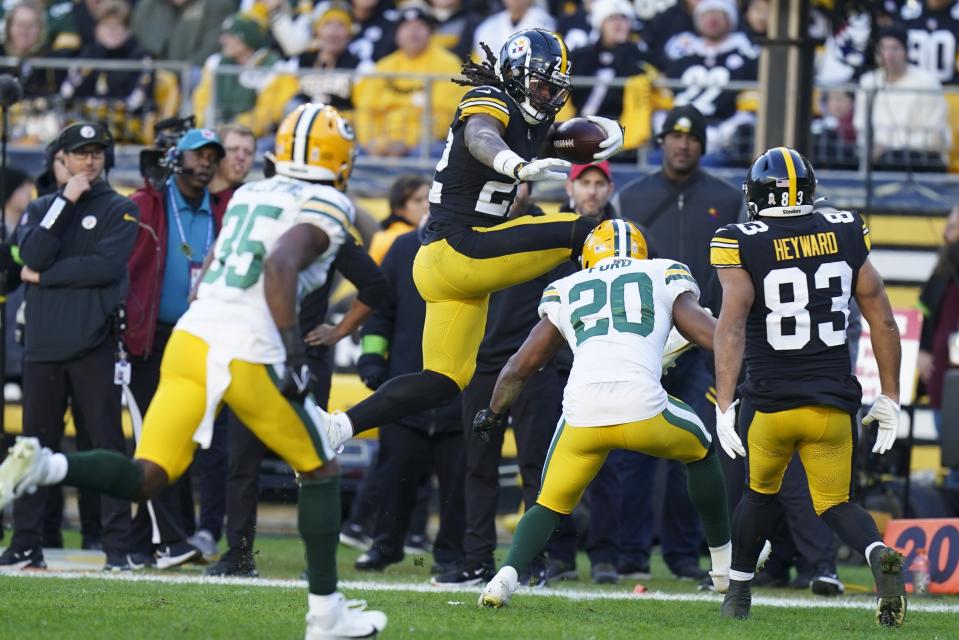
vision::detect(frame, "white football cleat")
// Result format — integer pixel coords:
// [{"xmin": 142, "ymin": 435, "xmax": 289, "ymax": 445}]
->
[
  {"xmin": 305, "ymin": 593, "xmax": 387, "ymax": 639},
  {"xmin": 479, "ymin": 566, "xmax": 519, "ymax": 608},
  {"xmin": 661, "ymin": 326, "xmax": 694, "ymax": 375},
  {"xmin": 709, "ymin": 569, "xmax": 729, "ymax": 594},
  {"xmin": 0, "ymin": 437, "xmax": 53, "ymax": 510},
  {"xmin": 325, "ymin": 411, "xmax": 354, "ymax": 454}
]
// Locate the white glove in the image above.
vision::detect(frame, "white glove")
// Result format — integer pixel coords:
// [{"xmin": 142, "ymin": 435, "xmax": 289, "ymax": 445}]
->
[
  {"xmin": 862, "ymin": 394, "xmax": 900, "ymax": 454},
  {"xmin": 515, "ymin": 157, "xmax": 571, "ymax": 182},
  {"xmin": 661, "ymin": 326, "xmax": 694, "ymax": 375},
  {"xmin": 585, "ymin": 115, "xmax": 624, "ymax": 161},
  {"xmin": 716, "ymin": 400, "xmax": 745, "ymax": 459}
]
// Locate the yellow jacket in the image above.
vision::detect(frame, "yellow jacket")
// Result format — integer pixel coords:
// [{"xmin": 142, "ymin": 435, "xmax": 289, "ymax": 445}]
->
[
  {"xmin": 353, "ymin": 43, "xmax": 463, "ymax": 153},
  {"xmin": 368, "ymin": 220, "xmax": 415, "ymax": 265}
]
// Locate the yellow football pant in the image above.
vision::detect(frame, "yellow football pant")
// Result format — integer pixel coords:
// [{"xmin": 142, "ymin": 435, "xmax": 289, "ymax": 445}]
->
[
  {"xmin": 745, "ymin": 405, "xmax": 855, "ymax": 515},
  {"xmin": 135, "ymin": 330, "xmax": 330, "ymax": 482},
  {"xmin": 537, "ymin": 397, "xmax": 711, "ymax": 515},
  {"xmin": 412, "ymin": 213, "xmax": 582, "ymax": 389}
]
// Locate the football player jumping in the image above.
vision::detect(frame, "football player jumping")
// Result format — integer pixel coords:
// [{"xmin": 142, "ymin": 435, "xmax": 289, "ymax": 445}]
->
[
  {"xmin": 711, "ymin": 148, "xmax": 906, "ymax": 627},
  {"xmin": 319, "ymin": 29, "xmax": 625, "ymax": 451},
  {"xmin": 0, "ymin": 104, "xmax": 388, "ymax": 640},
  {"xmin": 478, "ymin": 219, "xmax": 733, "ymax": 607}
]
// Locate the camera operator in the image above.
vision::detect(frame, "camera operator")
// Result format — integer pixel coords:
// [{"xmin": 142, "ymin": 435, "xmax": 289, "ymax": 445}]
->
[
  {"xmin": 125, "ymin": 126, "xmax": 226, "ymax": 568},
  {"xmin": 3, "ymin": 121, "xmax": 139, "ymax": 571}
]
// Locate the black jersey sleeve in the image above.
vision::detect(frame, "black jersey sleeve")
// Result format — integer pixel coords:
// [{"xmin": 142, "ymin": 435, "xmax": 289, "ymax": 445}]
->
[
  {"xmin": 710, "ymin": 224, "xmax": 743, "ymax": 269},
  {"xmin": 456, "ymin": 85, "xmax": 511, "ymax": 128}
]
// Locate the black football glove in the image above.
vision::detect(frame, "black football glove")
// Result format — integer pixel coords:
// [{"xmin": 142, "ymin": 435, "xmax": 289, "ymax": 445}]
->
[
  {"xmin": 356, "ymin": 353, "xmax": 389, "ymax": 390},
  {"xmin": 279, "ymin": 326, "xmax": 313, "ymax": 402},
  {"xmin": 473, "ymin": 407, "xmax": 506, "ymax": 443}
]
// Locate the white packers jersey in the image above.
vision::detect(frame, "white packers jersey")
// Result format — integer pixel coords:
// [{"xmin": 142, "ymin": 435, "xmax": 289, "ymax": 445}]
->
[
  {"xmin": 176, "ymin": 175, "xmax": 354, "ymax": 364},
  {"xmin": 538, "ymin": 257, "xmax": 700, "ymax": 426}
]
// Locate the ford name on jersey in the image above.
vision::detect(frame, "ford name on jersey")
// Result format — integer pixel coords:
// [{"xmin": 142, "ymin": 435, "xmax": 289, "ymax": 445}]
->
[{"xmin": 427, "ymin": 85, "xmax": 552, "ymax": 232}]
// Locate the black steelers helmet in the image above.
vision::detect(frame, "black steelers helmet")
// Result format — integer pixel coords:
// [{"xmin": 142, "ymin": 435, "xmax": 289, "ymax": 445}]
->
[
  {"xmin": 499, "ymin": 29, "xmax": 571, "ymax": 125},
  {"xmin": 743, "ymin": 147, "xmax": 816, "ymax": 220}
]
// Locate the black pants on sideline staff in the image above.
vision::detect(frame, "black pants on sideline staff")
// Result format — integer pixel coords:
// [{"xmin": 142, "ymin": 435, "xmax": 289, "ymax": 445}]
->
[
  {"xmin": 128, "ymin": 323, "xmax": 194, "ymax": 551},
  {"xmin": 460, "ymin": 365, "xmax": 566, "ymax": 566},
  {"xmin": 371, "ymin": 426, "xmax": 465, "ymax": 564},
  {"xmin": 224, "ymin": 349, "xmax": 332, "ymax": 551},
  {"xmin": 14, "ymin": 338, "xmax": 131, "ymax": 553}
]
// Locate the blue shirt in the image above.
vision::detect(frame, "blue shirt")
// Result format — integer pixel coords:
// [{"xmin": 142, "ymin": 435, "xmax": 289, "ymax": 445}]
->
[{"xmin": 157, "ymin": 181, "xmax": 213, "ymax": 325}]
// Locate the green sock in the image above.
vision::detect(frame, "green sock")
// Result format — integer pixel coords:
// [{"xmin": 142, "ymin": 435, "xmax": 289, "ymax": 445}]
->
[
  {"xmin": 504, "ymin": 504, "xmax": 560, "ymax": 575},
  {"xmin": 298, "ymin": 475, "xmax": 341, "ymax": 596},
  {"xmin": 686, "ymin": 450, "xmax": 731, "ymax": 547},
  {"xmin": 63, "ymin": 450, "xmax": 144, "ymax": 501}
]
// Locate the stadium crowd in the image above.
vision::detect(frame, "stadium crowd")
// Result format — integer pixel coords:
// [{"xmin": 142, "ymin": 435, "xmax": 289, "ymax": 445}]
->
[
  {"xmin": 0, "ymin": 0, "xmax": 957, "ymax": 169},
  {"xmin": 0, "ymin": 0, "xmax": 954, "ymax": 624}
]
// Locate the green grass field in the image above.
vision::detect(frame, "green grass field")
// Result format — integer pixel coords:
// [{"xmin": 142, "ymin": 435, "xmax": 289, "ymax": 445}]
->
[{"xmin": 1, "ymin": 531, "xmax": 957, "ymax": 639}]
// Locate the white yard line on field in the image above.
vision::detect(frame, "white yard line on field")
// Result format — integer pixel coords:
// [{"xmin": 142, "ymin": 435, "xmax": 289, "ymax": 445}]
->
[{"xmin": 2, "ymin": 570, "xmax": 958, "ymax": 614}]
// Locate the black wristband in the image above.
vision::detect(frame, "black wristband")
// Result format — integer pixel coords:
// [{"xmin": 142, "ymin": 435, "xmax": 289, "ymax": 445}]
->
[{"xmin": 279, "ymin": 326, "xmax": 305, "ymax": 359}]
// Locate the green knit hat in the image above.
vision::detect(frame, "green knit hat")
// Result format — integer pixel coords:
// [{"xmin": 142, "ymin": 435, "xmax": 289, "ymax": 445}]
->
[{"xmin": 222, "ymin": 12, "xmax": 269, "ymax": 52}]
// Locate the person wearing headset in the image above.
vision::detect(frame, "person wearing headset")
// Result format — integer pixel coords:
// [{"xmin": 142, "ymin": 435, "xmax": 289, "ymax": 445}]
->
[
  {"xmin": 124, "ymin": 128, "xmax": 226, "ymax": 570},
  {"xmin": 0, "ymin": 121, "xmax": 140, "ymax": 571}
]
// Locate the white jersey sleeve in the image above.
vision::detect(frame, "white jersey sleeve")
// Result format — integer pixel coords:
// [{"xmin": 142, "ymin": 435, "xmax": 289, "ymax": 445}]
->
[
  {"xmin": 176, "ymin": 176, "xmax": 355, "ymax": 364},
  {"xmin": 658, "ymin": 260, "xmax": 701, "ymax": 307}
]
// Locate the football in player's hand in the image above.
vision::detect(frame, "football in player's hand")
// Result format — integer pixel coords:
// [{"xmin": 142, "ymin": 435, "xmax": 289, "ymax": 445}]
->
[{"xmin": 549, "ymin": 117, "xmax": 607, "ymax": 164}]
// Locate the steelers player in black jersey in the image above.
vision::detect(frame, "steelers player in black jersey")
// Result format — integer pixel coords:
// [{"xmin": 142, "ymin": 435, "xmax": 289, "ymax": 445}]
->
[
  {"xmin": 710, "ymin": 148, "xmax": 907, "ymax": 627},
  {"xmin": 321, "ymin": 28, "xmax": 625, "ymax": 447}
]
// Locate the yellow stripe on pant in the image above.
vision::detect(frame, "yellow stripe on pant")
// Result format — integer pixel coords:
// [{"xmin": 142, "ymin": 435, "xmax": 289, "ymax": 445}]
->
[
  {"xmin": 537, "ymin": 399, "xmax": 710, "ymax": 515},
  {"xmin": 745, "ymin": 405, "xmax": 854, "ymax": 515},
  {"xmin": 135, "ymin": 330, "xmax": 328, "ymax": 481},
  {"xmin": 412, "ymin": 213, "xmax": 582, "ymax": 389}
]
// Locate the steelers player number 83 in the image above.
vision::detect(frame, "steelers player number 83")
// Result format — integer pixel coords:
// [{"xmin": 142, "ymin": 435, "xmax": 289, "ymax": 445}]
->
[
  {"xmin": 204, "ymin": 204, "xmax": 284, "ymax": 289},
  {"xmin": 569, "ymin": 272, "xmax": 654, "ymax": 346},
  {"xmin": 764, "ymin": 260, "xmax": 853, "ymax": 351}
]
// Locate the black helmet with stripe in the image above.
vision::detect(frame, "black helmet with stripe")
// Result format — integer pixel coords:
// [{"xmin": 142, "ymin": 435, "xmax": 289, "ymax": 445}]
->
[
  {"xmin": 743, "ymin": 147, "xmax": 816, "ymax": 220},
  {"xmin": 499, "ymin": 29, "xmax": 572, "ymax": 125}
]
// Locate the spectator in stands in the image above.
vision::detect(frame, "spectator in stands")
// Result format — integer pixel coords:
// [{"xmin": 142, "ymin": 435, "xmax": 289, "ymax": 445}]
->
[
  {"xmin": 60, "ymin": 0, "xmax": 156, "ymax": 144},
  {"xmin": 368, "ymin": 175, "xmax": 429, "ymax": 264},
  {"xmin": 472, "ymin": 0, "xmax": 555, "ymax": 59},
  {"xmin": 430, "ymin": 0, "xmax": 483, "ymax": 61},
  {"xmin": 348, "ymin": 0, "xmax": 400, "ymax": 64},
  {"xmin": 2, "ymin": 122, "xmax": 137, "ymax": 571},
  {"xmin": 812, "ymin": 8, "xmax": 871, "ymax": 86},
  {"xmin": 352, "ymin": 4, "xmax": 462, "ymax": 157},
  {"xmin": 132, "ymin": 0, "xmax": 235, "ymax": 66},
  {"xmin": 900, "ymin": 0, "xmax": 959, "ymax": 85},
  {"xmin": 811, "ymin": 89, "xmax": 858, "ymax": 169},
  {"xmin": 287, "ymin": 3, "xmax": 370, "ymax": 117},
  {"xmin": 125, "ymin": 129, "xmax": 227, "ymax": 569},
  {"xmin": 854, "ymin": 25, "xmax": 951, "ymax": 172},
  {"xmin": 353, "ymin": 214, "xmax": 465, "ymax": 573},
  {"xmin": 556, "ymin": 0, "xmax": 591, "ymax": 52},
  {"xmin": 917, "ymin": 204, "xmax": 959, "ymax": 490},
  {"xmin": 615, "ymin": 106, "xmax": 744, "ymax": 584},
  {"xmin": 44, "ymin": 0, "xmax": 95, "ymax": 54},
  {"xmin": 193, "ymin": 12, "xmax": 298, "ymax": 137},
  {"xmin": 209, "ymin": 124, "xmax": 256, "ymax": 200},
  {"xmin": 662, "ymin": 0, "xmax": 759, "ymax": 164},
  {"xmin": 743, "ymin": 0, "xmax": 768, "ymax": 42},
  {"xmin": 642, "ymin": 0, "xmax": 696, "ymax": 70},
  {"xmin": 568, "ymin": 0, "xmax": 657, "ymax": 155},
  {"xmin": 3, "ymin": 0, "xmax": 46, "ymax": 58}
]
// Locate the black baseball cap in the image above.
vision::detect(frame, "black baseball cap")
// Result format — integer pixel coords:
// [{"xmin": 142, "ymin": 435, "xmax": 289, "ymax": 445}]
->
[
  {"xmin": 657, "ymin": 105, "xmax": 707, "ymax": 152},
  {"xmin": 58, "ymin": 122, "xmax": 112, "ymax": 152}
]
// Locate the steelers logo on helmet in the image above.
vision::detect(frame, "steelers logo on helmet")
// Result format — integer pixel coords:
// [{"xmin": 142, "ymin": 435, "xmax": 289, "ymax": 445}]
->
[
  {"xmin": 499, "ymin": 28, "xmax": 571, "ymax": 125},
  {"xmin": 581, "ymin": 219, "xmax": 648, "ymax": 269},
  {"xmin": 743, "ymin": 147, "xmax": 816, "ymax": 220},
  {"xmin": 270, "ymin": 103, "xmax": 357, "ymax": 191}
]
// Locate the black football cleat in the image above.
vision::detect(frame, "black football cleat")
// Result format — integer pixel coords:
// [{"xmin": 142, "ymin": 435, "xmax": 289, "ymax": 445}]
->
[
  {"xmin": 869, "ymin": 546, "xmax": 906, "ymax": 628},
  {"xmin": 720, "ymin": 579, "xmax": 752, "ymax": 620}
]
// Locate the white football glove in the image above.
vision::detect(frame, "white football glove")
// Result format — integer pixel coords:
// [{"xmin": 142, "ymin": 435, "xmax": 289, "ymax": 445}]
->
[
  {"xmin": 585, "ymin": 115, "xmax": 624, "ymax": 161},
  {"xmin": 862, "ymin": 394, "xmax": 900, "ymax": 455},
  {"xmin": 515, "ymin": 158, "xmax": 571, "ymax": 182},
  {"xmin": 716, "ymin": 400, "xmax": 745, "ymax": 459},
  {"xmin": 661, "ymin": 326, "xmax": 694, "ymax": 375}
]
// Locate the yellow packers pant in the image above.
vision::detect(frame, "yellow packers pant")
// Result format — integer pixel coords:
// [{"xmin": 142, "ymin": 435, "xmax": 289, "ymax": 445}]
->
[
  {"xmin": 740, "ymin": 399, "xmax": 856, "ymax": 515},
  {"xmin": 537, "ymin": 397, "xmax": 711, "ymax": 515},
  {"xmin": 413, "ymin": 213, "xmax": 592, "ymax": 389},
  {"xmin": 134, "ymin": 330, "xmax": 333, "ymax": 482}
]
